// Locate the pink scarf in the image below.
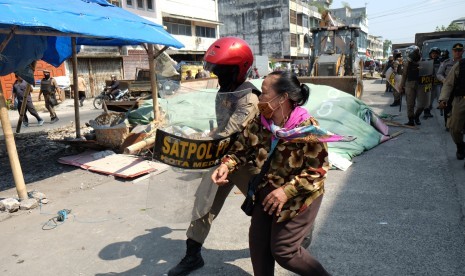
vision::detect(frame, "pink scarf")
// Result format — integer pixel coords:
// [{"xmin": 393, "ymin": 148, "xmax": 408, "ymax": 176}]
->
[{"xmin": 260, "ymin": 106, "xmax": 354, "ymax": 146}]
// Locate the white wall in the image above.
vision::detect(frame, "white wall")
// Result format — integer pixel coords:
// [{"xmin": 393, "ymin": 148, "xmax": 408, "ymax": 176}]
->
[{"xmin": 160, "ymin": 0, "xmax": 218, "ymax": 22}]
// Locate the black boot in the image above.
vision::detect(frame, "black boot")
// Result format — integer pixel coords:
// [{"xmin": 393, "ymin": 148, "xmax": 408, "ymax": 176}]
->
[
  {"xmin": 415, "ymin": 116, "xmax": 421, "ymax": 125},
  {"xmin": 405, "ymin": 118, "xmax": 415, "ymax": 126},
  {"xmin": 423, "ymin": 108, "xmax": 433, "ymax": 119},
  {"xmin": 168, "ymin": 239, "xmax": 204, "ymax": 276},
  {"xmin": 456, "ymin": 143, "xmax": 465, "ymax": 160},
  {"xmin": 390, "ymin": 100, "xmax": 400, "ymax": 107}
]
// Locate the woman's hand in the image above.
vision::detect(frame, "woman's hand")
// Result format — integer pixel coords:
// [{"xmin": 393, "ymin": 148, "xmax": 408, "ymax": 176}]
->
[
  {"xmin": 211, "ymin": 164, "xmax": 229, "ymax": 186},
  {"xmin": 263, "ymin": 187, "xmax": 288, "ymax": 216}
]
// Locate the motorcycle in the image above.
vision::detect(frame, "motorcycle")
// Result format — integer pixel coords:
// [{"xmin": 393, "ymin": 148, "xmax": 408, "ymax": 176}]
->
[{"xmin": 93, "ymin": 87, "xmax": 130, "ymax": 109}]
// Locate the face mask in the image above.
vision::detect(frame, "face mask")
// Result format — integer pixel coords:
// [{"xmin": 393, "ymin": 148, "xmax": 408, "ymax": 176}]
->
[{"xmin": 258, "ymin": 95, "xmax": 280, "ymax": 119}]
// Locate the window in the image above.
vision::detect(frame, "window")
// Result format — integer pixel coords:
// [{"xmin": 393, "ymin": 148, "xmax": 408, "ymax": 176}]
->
[
  {"xmin": 163, "ymin": 17, "xmax": 192, "ymax": 36},
  {"xmin": 147, "ymin": 0, "xmax": 153, "ymax": 10},
  {"xmin": 297, "ymin": 14, "xmax": 302, "ymax": 26},
  {"xmin": 137, "ymin": 0, "xmax": 143, "ymax": 8},
  {"xmin": 290, "ymin": 10, "xmax": 297, "ymax": 25},
  {"xmin": 195, "ymin": 26, "xmax": 216, "ymax": 38},
  {"xmin": 108, "ymin": 0, "xmax": 121, "ymax": 7},
  {"xmin": 302, "ymin": 15, "xmax": 308, "ymax": 28},
  {"xmin": 291, "ymin": 33, "xmax": 297, "ymax": 47},
  {"xmin": 126, "ymin": 0, "xmax": 132, "ymax": 6}
]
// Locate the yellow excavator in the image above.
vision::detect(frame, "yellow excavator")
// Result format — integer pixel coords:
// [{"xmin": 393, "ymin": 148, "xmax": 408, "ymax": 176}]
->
[{"xmin": 299, "ymin": 11, "xmax": 364, "ymax": 99}]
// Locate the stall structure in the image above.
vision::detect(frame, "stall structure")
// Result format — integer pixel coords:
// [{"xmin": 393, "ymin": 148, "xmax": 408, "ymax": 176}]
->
[{"xmin": 0, "ymin": 0, "xmax": 184, "ymax": 200}]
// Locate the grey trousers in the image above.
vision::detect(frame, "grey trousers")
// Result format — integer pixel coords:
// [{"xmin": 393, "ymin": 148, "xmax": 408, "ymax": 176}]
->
[
  {"xmin": 405, "ymin": 81, "xmax": 429, "ymax": 119},
  {"xmin": 448, "ymin": 96, "xmax": 465, "ymax": 145},
  {"xmin": 44, "ymin": 93, "xmax": 57, "ymax": 119},
  {"xmin": 186, "ymin": 164, "xmax": 255, "ymax": 244}
]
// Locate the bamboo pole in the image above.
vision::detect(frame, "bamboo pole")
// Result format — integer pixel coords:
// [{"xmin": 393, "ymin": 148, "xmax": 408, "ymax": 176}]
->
[
  {"xmin": 147, "ymin": 44, "xmax": 160, "ymax": 121},
  {"xmin": 15, "ymin": 84, "xmax": 32, "ymax": 133},
  {"xmin": 71, "ymin": 37, "xmax": 81, "ymax": 138},
  {"xmin": 0, "ymin": 81, "xmax": 28, "ymax": 200},
  {"xmin": 123, "ymin": 137, "xmax": 156, "ymax": 155}
]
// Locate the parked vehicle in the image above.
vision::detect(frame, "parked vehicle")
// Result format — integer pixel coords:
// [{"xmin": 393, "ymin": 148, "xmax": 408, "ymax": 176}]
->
[
  {"xmin": 304, "ymin": 25, "xmax": 364, "ymax": 98},
  {"xmin": 415, "ymin": 31, "xmax": 465, "ymax": 60},
  {"xmin": 115, "ymin": 68, "xmax": 180, "ymax": 98},
  {"xmin": 93, "ymin": 87, "xmax": 130, "ymax": 109}
]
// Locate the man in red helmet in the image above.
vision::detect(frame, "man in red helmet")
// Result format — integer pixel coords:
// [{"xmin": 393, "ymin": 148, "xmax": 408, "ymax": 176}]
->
[{"xmin": 168, "ymin": 37, "xmax": 260, "ymax": 276}]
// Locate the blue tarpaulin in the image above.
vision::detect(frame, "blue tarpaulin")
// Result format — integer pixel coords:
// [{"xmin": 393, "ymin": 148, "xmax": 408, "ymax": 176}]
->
[{"xmin": 0, "ymin": 0, "xmax": 184, "ymax": 77}]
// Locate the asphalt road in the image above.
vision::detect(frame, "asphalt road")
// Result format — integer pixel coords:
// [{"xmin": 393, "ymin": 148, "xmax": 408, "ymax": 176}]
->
[
  {"xmin": 0, "ymin": 80, "xmax": 464, "ymax": 276},
  {"xmin": 1, "ymin": 98, "xmax": 103, "ymax": 136}
]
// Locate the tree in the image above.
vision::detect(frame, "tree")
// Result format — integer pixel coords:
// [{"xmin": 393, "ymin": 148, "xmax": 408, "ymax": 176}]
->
[
  {"xmin": 435, "ymin": 23, "xmax": 462, "ymax": 32},
  {"xmin": 341, "ymin": 1, "xmax": 351, "ymax": 9},
  {"xmin": 383, "ymin": 39, "xmax": 392, "ymax": 58}
]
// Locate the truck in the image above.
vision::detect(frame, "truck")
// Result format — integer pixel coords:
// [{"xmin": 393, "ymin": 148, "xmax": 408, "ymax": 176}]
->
[
  {"xmin": 415, "ymin": 31, "xmax": 465, "ymax": 60},
  {"xmin": 114, "ymin": 67, "xmax": 181, "ymax": 98},
  {"xmin": 114, "ymin": 66, "xmax": 218, "ymax": 99},
  {"xmin": 299, "ymin": 25, "xmax": 364, "ymax": 99}
]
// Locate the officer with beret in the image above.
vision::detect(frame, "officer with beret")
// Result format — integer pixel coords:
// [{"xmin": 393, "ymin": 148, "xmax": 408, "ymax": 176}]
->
[
  {"xmin": 437, "ymin": 43, "xmax": 464, "ymax": 130},
  {"xmin": 38, "ymin": 70, "xmax": 60, "ymax": 123},
  {"xmin": 438, "ymin": 42, "xmax": 465, "ymax": 166}
]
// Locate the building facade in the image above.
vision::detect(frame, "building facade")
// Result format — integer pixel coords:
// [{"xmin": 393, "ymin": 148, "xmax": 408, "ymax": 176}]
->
[
  {"xmin": 329, "ymin": 6, "xmax": 368, "ymax": 58},
  {"xmin": 66, "ymin": 0, "xmax": 221, "ymax": 95},
  {"xmin": 218, "ymin": 0, "xmax": 321, "ymax": 65},
  {"xmin": 367, "ymin": 35, "xmax": 384, "ymax": 60}
]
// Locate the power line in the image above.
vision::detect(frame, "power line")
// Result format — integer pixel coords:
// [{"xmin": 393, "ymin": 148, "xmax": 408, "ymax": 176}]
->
[
  {"xmin": 369, "ymin": 0, "xmax": 464, "ymax": 20},
  {"xmin": 367, "ymin": 0, "xmax": 425, "ymax": 17}
]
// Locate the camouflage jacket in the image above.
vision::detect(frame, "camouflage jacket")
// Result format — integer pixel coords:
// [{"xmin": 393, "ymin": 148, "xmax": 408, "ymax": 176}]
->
[{"xmin": 222, "ymin": 115, "xmax": 330, "ymax": 222}]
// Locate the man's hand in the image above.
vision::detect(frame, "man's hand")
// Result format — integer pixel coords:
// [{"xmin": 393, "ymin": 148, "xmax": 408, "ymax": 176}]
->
[
  {"xmin": 399, "ymin": 86, "xmax": 404, "ymax": 94},
  {"xmin": 211, "ymin": 164, "xmax": 229, "ymax": 186},
  {"xmin": 263, "ymin": 187, "xmax": 288, "ymax": 216},
  {"xmin": 438, "ymin": 100, "xmax": 447, "ymax": 109}
]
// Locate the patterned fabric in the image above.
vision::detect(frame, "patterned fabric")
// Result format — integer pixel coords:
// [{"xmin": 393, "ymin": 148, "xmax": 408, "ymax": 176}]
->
[{"xmin": 223, "ymin": 113, "xmax": 331, "ymax": 222}]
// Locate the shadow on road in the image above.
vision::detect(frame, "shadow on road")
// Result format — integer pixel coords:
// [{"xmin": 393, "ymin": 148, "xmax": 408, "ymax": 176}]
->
[{"xmin": 95, "ymin": 226, "xmax": 250, "ymax": 275}]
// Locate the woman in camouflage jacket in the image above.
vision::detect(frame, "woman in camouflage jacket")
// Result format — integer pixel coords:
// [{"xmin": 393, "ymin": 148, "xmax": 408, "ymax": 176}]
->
[{"xmin": 212, "ymin": 71, "xmax": 341, "ymax": 276}]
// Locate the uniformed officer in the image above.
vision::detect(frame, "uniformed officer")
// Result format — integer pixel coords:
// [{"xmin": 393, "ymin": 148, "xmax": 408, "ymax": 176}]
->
[
  {"xmin": 438, "ymin": 53, "xmax": 465, "ymax": 165},
  {"xmin": 382, "ymin": 55, "xmax": 394, "ymax": 92},
  {"xmin": 168, "ymin": 37, "xmax": 260, "ymax": 276},
  {"xmin": 423, "ymin": 47, "xmax": 442, "ymax": 119},
  {"xmin": 12, "ymin": 74, "xmax": 44, "ymax": 127},
  {"xmin": 38, "ymin": 70, "xmax": 59, "ymax": 123},
  {"xmin": 400, "ymin": 45, "xmax": 426, "ymax": 126},
  {"xmin": 437, "ymin": 43, "xmax": 464, "ymax": 130},
  {"xmin": 390, "ymin": 49, "xmax": 404, "ymax": 107}
]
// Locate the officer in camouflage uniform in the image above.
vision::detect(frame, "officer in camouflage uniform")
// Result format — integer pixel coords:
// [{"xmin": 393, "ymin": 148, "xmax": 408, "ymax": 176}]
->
[
  {"xmin": 38, "ymin": 70, "xmax": 59, "ymax": 123},
  {"xmin": 400, "ymin": 45, "xmax": 426, "ymax": 126},
  {"xmin": 423, "ymin": 47, "xmax": 442, "ymax": 119},
  {"xmin": 390, "ymin": 49, "xmax": 404, "ymax": 107},
  {"xmin": 438, "ymin": 49, "xmax": 465, "ymax": 165},
  {"xmin": 437, "ymin": 43, "xmax": 464, "ymax": 130},
  {"xmin": 382, "ymin": 55, "xmax": 394, "ymax": 92}
]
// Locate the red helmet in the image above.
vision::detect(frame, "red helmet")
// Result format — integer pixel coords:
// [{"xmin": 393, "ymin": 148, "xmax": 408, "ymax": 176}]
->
[{"xmin": 204, "ymin": 37, "xmax": 253, "ymax": 84}]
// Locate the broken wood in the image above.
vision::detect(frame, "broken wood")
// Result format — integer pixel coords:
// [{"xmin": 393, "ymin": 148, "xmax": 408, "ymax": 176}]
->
[
  {"xmin": 383, "ymin": 120, "xmax": 419, "ymax": 130},
  {"xmin": 123, "ymin": 137, "xmax": 156, "ymax": 155}
]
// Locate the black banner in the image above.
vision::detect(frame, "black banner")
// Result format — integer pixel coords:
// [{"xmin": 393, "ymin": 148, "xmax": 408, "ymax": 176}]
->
[{"xmin": 153, "ymin": 129, "xmax": 238, "ymax": 169}]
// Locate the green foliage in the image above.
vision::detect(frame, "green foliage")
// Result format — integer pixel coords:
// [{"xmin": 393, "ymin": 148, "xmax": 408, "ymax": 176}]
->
[
  {"xmin": 341, "ymin": 1, "xmax": 350, "ymax": 9},
  {"xmin": 435, "ymin": 23, "xmax": 462, "ymax": 32},
  {"xmin": 310, "ymin": 2, "xmax": 326, "ymax": 14}
]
